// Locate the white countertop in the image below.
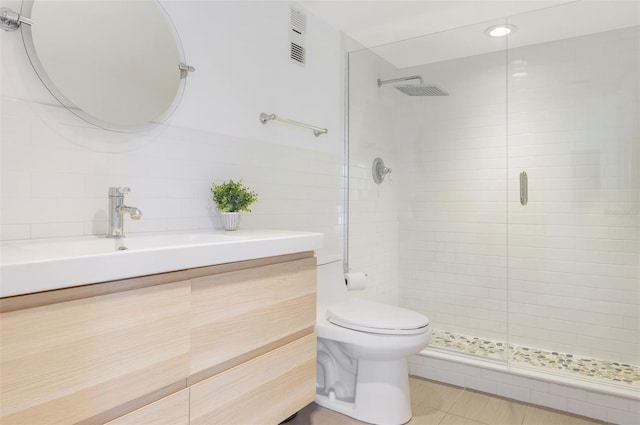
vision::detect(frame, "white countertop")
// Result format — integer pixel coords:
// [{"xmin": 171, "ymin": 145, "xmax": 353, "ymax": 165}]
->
[{"xmin": 0, "ymin": 229, "xmax": 324, "ymax": 297}]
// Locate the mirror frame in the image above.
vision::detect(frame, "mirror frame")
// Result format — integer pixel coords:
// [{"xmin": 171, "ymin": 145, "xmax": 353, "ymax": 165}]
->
[{"xmin": 20, "ymin": 0, "xmax": 188, "ymax": 133}]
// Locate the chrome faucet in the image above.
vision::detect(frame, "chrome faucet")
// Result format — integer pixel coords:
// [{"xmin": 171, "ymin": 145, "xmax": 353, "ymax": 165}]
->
[{"xmin": 107, "ymin": 187, "xmax": 142, "ymax": 238}]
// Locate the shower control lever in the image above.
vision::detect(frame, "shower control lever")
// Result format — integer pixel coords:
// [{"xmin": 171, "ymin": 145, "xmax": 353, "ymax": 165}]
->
[{"xmin": 372, "ymin": 157, "xmax": 392, "ymax": 184}]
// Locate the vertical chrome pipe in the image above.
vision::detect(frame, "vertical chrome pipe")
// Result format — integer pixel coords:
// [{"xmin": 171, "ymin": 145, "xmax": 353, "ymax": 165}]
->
[{"xmin": 343, "ymin": 52, "xmax": 350, "ymax": 273}]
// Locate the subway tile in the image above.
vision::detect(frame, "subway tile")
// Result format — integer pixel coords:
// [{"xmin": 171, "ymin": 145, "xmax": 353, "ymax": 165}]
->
[
  {"xmin": 31, "ymin": 222, "xmax": 85, "ymax": 239},
  {"xmin": 436, "ymin": 368, "xmax": 468, "ymax": 388},
  {"xmin": 1, "ymin": 143, "xmax": 35, "ymax": 172},
  {"xmin": 0, "ymin": 224, "xmax": 30, "ymax": 240},
  {"xmin": 464, "ymin": 376, "xmax": 499, "ymax": 395},
  {"xmin": 529, "ymin": 390, "xmax": 569, "ymax": 412},
  {"xmin": 85, "ymin": 221, "xmax": 107, "ymax": 236},
  {"xmin": 587, "ymin": 392, "xmax": 629, "ymax": 411},
  {"xmin": 0, "ymin": 113, "xmax": 31, "ymax": 146},
  {"xmin": 512, "ymin": 376, "xmax": 550, "ymax": 394},
  {"xmin": 548, "ymin": 383, "xmax": 588, "ymax": 402},
  {"xmin": 1, "ymin": 197, "xmax": 57, "ymax": 224},
  {"xmin": 493, "ymin": 382, "xmax": 532, "ymax": 404},
  {"xmin": 606, "ymin": 408, "xmax": 640, "ymax": 425},
  {"xmin": 567, "ymin": 400, "xmax": 608, "ymax": 422},
  {"xmin": 1, "ymin": 171, "xmax": 31, "ymax": 198},
  {"xmin": 31, "ymin": 173, "xmax": 86, "ymax": 199}
]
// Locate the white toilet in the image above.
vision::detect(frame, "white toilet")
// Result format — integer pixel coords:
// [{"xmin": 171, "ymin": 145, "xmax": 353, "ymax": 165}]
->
[{"xmin": 314, "ymin": 253, "xmax": 431, "ymax": 425}]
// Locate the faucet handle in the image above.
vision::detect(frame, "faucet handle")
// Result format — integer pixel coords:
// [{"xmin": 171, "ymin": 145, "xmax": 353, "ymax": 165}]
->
[{"xmin": 108, "ymin": 187, "xmax": 131, "ymax": 197}]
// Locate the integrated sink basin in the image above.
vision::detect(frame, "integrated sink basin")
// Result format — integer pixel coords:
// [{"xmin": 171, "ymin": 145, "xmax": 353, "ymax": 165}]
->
[{"xmin": 0, "ymin": 229, "xmax": 323, "ymax": 297}]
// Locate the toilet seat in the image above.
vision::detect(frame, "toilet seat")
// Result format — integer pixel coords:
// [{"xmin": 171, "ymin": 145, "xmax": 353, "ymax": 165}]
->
[{"xmin": 327, "ymin": 299, "xmax": 430, "ymax": 335}]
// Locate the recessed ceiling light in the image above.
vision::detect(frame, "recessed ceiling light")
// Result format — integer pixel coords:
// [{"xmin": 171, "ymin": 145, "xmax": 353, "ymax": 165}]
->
[{"xmin": 485, "ymin": 24, "xmax": 517, "ymax": 37}]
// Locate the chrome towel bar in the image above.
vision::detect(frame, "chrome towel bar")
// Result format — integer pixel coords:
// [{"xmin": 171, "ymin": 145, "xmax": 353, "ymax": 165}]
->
[{"xmin": 259, "ymin": 112, "xmax": 328, "ymax": 137}]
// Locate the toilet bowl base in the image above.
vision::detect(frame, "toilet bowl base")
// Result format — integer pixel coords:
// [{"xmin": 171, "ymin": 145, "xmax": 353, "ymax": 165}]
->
[{"xmin": 315, "ymin": 358, "xmax": 412, "ymax": 425}]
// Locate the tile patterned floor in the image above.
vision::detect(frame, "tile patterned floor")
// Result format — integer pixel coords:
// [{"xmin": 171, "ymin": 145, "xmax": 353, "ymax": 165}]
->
[
  {"xmin": 430, "ymin": 330, "xmax": 640, "ymax": 387},
  {"xmin": 289, "ymin": 377, "xmax": 612, "ymax": 425}
]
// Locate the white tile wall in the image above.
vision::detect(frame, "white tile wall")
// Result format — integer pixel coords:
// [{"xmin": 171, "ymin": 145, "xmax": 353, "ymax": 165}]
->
[
  {"xmin": 1, "ymin": 97, "xmax": 344, "ymax": 247},
  {"xmin": 1, "ymin": 1, "xmax": 344, "ymax": 253},
  {"xmin": 392, "ymin": 47, "xmax": 510, "ymax": 342},
  {"xmin": 373, "ymin": 26, "xmax": 640, "ymax": 364}
]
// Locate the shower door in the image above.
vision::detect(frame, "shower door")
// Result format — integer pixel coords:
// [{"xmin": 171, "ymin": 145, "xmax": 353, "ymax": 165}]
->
[
  {"xmin": 505, "ymin": 3, "xmax": 640, "ymax": 386},
  {"xmin": 346, "ymin": 0, "xmax": 639, "ymax": 390},
  {"xmin": 347, "ymin": 18, "xmax": 511, "ymax": 362}
]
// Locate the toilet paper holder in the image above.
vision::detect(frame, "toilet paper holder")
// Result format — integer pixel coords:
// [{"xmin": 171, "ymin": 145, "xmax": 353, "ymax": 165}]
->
[{"xmin": 344, "ymin": 272, "xmax": 368, "ymax": 290}]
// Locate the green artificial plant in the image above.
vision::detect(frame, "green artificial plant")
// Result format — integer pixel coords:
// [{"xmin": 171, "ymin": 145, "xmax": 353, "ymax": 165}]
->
[{"xmin": 211, "ymin": 179, "xmax": 258, "ymax": 212}]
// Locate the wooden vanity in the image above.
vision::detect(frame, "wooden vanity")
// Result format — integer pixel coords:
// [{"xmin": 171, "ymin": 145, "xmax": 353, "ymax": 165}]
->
[{"xmin": 0, "ymin": 251, "xmax": 317, "ymax": 425}]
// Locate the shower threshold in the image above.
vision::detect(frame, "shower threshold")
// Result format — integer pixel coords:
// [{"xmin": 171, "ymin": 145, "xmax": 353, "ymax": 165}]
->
[{"xmin": 430, "ymin": 329, "xmax": 640, "ymax": 388}]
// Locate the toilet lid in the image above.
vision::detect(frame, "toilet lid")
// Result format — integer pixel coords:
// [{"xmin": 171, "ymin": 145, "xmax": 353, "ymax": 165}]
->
[{"xmin": 327, "ymin": 299, "xmax": 430, "ymax": 335}]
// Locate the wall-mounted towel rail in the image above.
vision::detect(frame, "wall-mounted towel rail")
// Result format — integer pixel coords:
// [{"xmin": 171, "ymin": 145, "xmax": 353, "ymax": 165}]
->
[{"xmin": 259, "ymin": 112, "xmax": 328, "ymax": 137}]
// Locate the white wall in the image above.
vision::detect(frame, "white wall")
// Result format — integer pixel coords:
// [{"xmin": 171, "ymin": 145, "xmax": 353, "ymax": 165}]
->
[
  {"xmin": 393, "ymin": 26, "xmax": 639, "ymax": 364},
  {"xmin": 1, "ymin": 0, "xmax": 344, "ymax": 253}
]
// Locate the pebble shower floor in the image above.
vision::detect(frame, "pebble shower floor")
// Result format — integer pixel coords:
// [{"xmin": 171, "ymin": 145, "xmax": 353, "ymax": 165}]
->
[{"xmin": 430, "ymin": 329, "xmax": 640, "ymax": 387}]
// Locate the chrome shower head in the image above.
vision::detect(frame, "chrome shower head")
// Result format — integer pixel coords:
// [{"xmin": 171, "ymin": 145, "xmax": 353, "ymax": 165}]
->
[
  {"xmin": 394, "ymin": 85, "xmax": 449, "ymax": 96},
  {"xmin": 378, "ymin": 75, "xmax": 423, "ymax": 87},
  {"xmin": 377, "ymin": 75, "xmax": 449, "ymax": 96}
]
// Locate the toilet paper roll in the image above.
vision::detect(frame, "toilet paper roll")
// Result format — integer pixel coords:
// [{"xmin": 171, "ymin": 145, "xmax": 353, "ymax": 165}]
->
[{"xmin": 345, "ymin": 272, "xmax": 367, "ymax": 290}]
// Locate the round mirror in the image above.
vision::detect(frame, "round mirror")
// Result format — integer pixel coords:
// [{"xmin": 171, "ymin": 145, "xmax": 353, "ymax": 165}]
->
[{"xmin": 20, "ymin": 0, "xmax": 189, "ymax": 132}]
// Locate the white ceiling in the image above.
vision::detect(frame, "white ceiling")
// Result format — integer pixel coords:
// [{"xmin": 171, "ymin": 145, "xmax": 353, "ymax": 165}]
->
[
  {"xmin": 301, "ymin": 0, "xmax": 640, "ymax": 68},
  {"xmin": 301, "ymin": 1, "xmax": 571, "ymax": 48}
]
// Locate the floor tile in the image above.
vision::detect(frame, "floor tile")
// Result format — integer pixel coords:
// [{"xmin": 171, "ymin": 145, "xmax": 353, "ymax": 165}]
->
[
  {"xmin": 448, "ymin": 389, "xmax": 527, "ymax": 425},
  {"xmin": 410, "ymin": 376, "xmax": 464, "ymax": 412},
  {"xmin": 287, "ymin": 402, "xmax": 366, "ymax": 425},
  {"xmin": 439, "ymin": 413, "xmax": 489, "ymax": 425},
  {"xmin": 407, "ymin": 405, "xmax": 447, "ymax": 425},
  {"xmin": 523, "ymin": 406, "xmax": 605, "ymax": 425},
  {"xmin": 289, "ymin": 381, "xmax": 607, "ymax": 425}
]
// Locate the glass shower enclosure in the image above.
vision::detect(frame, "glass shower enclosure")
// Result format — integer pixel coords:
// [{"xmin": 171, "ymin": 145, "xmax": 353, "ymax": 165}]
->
[{"xmin": 346, "ymin": 1, "xmax": 639, "ymax": 391}]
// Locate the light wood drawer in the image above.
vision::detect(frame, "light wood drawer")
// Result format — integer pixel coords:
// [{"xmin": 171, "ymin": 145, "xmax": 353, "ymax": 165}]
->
[
  {"xmin": 105, "ymin": 389, "xmax": 189, "ymax": 425},
  {"xmin": 190, "ymin": 257, "xmax": 316, "ymax": 378},
  {"xmin": 190, "ymin": 333, "xmax": 317, "ymax": 425},
  {"xmin": 0, "ymin": 280, "xmax": 191, "ymax": 425}
]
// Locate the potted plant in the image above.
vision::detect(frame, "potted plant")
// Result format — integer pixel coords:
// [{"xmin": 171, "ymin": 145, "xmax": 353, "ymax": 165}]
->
[{"xmin": 210, "ymin": 179, "xmax": 258, "ymax": 231}]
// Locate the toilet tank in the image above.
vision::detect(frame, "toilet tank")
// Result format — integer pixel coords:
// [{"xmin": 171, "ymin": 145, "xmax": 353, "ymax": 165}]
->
[{"xmin": 315, "ymin": 250, "xmax": 349, "ymax": 312}]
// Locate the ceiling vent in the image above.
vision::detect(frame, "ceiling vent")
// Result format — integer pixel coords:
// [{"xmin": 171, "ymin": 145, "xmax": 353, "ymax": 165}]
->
[{"xmin": 289, "ymin": 7, "xmax": 306, "ymax": 66}]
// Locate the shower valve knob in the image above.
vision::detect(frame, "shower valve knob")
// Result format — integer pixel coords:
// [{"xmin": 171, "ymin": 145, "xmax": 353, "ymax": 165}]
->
[{"xmin": 372, "ymin": 157, "xmax": 392, "ymax": 184}]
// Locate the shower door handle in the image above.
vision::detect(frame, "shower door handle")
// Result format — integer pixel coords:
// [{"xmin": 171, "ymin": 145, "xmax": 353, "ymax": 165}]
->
[{"xmin": 520, "ymin": 172, "xmax": 528, "ymax": 205}]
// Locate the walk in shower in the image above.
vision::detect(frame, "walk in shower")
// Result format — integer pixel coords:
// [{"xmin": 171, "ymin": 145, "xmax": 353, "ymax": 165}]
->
[{"xmin": 346, "ymin": 0, "xmax": 639, "ymax": 396}]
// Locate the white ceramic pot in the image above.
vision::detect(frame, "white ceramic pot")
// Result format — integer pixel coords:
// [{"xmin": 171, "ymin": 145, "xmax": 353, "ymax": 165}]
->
[{"xmin": 220, "ymin": 212, "xmax": 240, "ymax": 231}]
